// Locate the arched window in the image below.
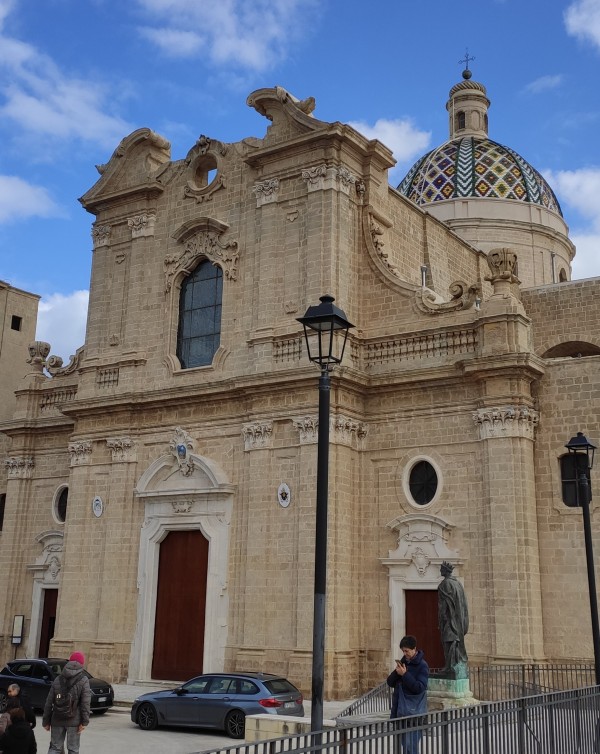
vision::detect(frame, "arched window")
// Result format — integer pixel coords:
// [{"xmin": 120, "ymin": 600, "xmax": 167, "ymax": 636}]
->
[
  {"xmin": 456, "ymin": 111, "xmax": 466, "ymax": 130},
  {"xmin": 177, "ymin": 260, "xmax": 223, "ymax": 368},
  {"xmin": 559, "ymin": 268, "xmax": 568, "ymax": 282}
]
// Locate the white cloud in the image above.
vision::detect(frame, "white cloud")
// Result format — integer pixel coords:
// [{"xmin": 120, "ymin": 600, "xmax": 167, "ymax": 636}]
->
[
  {"xmin": 0, "ymin": 175, "xmax": 62, "ymax": 222},
  {"xmin": 523, "ymin": 75, "xmax": 565, "ymax": 94},
  {"xmin": 565, "ymin": 0, "xmax": 600, "ymax": 50},
  {"xmin": 347, "ymin": 118, "xmax": 431, "ymax": 179},
  {"xmin": 36, "ymin": 290, "xmax": 89, "ymax": 363},
  {"xmin": 545, "ymin": 167, "xmax": 600, "ymax": 279},
  {"xmin": 135, "ymin": 0, "xmax": 319, "ymax": 70},
  {"xmin": 0, "ymin": 8, "xmax": 131, "ymax": 149}
]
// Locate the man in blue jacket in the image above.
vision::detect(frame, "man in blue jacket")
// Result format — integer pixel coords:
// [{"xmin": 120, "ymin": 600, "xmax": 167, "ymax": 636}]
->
[{"xmin": 387, "ymin": 635, "xmax": 429, "ymax": 754}]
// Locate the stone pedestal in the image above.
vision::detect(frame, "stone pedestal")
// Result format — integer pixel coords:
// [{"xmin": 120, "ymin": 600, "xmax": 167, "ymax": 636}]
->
[{"xmin": 427, "ymin": 676, "xmax": 479, "ymax": 710}]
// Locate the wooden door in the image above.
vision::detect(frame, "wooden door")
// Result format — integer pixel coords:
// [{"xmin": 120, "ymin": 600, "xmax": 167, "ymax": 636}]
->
[
  {"xmin": 152, "ymin": 530, "xmax": 208, "ymax": 680},
  {"xmin": 38, "ymin": 589, "xmax": 58, "ymax": 658},
  {"xmin": 405, "ymin": 590, "xmax": 444, "ymax": 670}
]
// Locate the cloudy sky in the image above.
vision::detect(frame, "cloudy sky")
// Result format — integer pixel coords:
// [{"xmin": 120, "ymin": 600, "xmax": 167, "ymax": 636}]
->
[{"xmin": 1, "ymin": 0, "xmax": 600, "ymax": 360}]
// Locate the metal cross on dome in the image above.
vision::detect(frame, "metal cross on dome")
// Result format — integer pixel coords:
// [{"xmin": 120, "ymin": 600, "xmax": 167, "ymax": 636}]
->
[{"xmin": 459, "ymin": 50, "xmax": 475, "ymax": 73}]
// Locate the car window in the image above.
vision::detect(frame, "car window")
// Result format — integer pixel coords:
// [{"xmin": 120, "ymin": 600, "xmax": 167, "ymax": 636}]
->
[
  {"xmin": 32, "ymin": 665, "xmax": 51, "ymax": 680},
  {"xmin": 238, "ymin": 680, "xmax": 259, "ymax": 695},
  {"xmin": 263, "ymin": 679, "xmax": 298, "ymax": 694},
  {"xmin": 10, "ymin": 663, "xmax": 34, "ymax": 677},
  {"xmin": 208, "ymin": 677, "xmax": 236, "ymax": 694},
  {"xmin": 183, "ymin": 678, "xmax": 210, "ymax": 693},
  {"xmin": 49, "ymin": 663, "xmax": 65, "ymax": 676}
]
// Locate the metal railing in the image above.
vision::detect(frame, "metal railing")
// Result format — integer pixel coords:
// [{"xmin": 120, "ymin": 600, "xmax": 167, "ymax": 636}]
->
[
  {"xmin": 337, "ymin": 664, "xmax": 596, "ymax": 719},
  {"xmin": 198, "ymin": 686, "xmax": 600, "ymax": 754}
]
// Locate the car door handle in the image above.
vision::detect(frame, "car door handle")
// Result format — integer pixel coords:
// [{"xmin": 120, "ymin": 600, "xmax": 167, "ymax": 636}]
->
[{"xmin": 222, "ymin": 696, "xmax": 231, "ymax": 701}]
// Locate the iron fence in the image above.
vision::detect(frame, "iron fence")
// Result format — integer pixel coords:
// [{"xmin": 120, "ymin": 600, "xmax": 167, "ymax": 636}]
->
[{"xmin": 198, "ymin": 687, "xmax": 600, "ymax": 754}]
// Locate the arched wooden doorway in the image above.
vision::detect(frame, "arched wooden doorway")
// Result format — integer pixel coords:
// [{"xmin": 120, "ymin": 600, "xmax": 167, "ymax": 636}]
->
[{"xmin": 152, "ymin": 530, "xmax": 209, "ymax": 680}]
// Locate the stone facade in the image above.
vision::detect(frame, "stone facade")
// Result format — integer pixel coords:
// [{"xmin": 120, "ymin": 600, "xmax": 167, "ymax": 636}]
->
[{"xmin": 0, "ymin": 82, "xmax": 599, "ymax": 699}]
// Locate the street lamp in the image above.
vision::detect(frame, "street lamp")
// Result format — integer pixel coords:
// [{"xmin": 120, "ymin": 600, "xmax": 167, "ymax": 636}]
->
[
  {"xmin": 297, "ymin": 295, "xmax": 354, "ymax": 732},
  {"xmin": 565, "ymin": 431, "xmax": 600, "ymax": 685}
]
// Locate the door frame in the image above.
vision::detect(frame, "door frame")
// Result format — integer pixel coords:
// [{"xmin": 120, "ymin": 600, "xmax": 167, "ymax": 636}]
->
[
  {"xmin": 129, "ymin": 452, "xmax": 233, "ymax": 682},
  {"xmin": 26, "ymin": 531, "xmax": 63, "ymax": 658}
]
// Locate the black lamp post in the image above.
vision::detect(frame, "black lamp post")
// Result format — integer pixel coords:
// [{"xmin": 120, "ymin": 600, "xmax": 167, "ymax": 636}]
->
[
  {"xmin": 297, "ymin": 295, "xmax": 354, "ymax": 732},
  {"xmin": 565, "ymin": 431, "xmax": 600, "ymax": 685}
]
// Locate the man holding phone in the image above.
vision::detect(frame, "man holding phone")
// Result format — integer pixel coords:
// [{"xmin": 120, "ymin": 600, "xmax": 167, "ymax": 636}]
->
[{"xmin": 386, "ymin": 635, "xmax": 429, "ymax": 754}]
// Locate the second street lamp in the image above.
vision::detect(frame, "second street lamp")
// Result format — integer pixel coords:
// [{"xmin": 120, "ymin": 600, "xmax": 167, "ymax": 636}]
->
[
  {"xmin": 297, "ymin": 295, "xmax": 354, "ymax": 732},
  {"xmin": 565, "ymin": 431, "xmax": 600, "ymax": 685}
]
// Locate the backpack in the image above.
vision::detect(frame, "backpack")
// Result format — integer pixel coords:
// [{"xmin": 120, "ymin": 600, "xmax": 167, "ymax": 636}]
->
[{"xmin": 54, "ymin": 675, "xmax": 77, "ymax": 716}]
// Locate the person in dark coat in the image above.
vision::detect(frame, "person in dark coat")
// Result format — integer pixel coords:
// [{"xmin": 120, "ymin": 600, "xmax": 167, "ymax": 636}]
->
[
  {"xmin": 7, "ymin": 685, "xmax": 36, "ymax": 728},
  {"xmin": 0, "ymin": 706, "xmax": 37, "ymax": 753},
  {"xmin": 42, "ymin": 652, "xmax": 91, "ymax": 754},
  {"xmin": 387, "ymin": 635, "xmax": 429, "ymax": 754}
]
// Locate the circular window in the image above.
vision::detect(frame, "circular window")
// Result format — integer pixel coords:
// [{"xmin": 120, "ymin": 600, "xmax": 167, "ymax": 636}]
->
[
  {"xmin": 54, "ymin": 486, "xmax": 68, "ymax": 523},
  {"xmin": 408, "ymin": 461, "xmax": 438, "ymax": 506}
]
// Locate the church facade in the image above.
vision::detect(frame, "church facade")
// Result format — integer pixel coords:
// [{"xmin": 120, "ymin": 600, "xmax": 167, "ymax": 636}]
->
[{"xmin": 1, "ymin": 72, "xmax": 599, "ymax": 698}]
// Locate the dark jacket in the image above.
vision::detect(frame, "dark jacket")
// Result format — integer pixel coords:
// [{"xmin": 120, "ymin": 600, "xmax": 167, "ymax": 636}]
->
[
  {"xmin": 42, "ymin": 661, "xmax": 91, "ymax": 728},
  {"xmin": 0, "ymin": 718, "xmax": 37, "ymax": 753},
  {"xmin": 387, "ymin": 650, "xmax": 429, "ymax": 718},
  {"xmin": 14, "ymin": 693, "xmax": 36, "ymax": 729}
]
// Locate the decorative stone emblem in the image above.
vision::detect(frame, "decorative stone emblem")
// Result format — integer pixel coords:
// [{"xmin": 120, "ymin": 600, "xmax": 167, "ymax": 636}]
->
[
  {"xmin": 169, "ymin": 427, "xmax": 195, "ymax": 476},
  {"xmin": 242, "ymin": 422, "xmax": 273, "ymax": 451},
  {"xmin": 92, "ymin": 224, "xmax": 111, "ymax": 248},
  {"xmin": 27, "ymin": 341, "xmax": 50, "ymax": 374},
  {"xmin": 172, "ymin": 500, "xmax": 193, "ymax": 513},
  {"xmin": 411, "ymin": 547, "xmax": 431, "ymax": 576},
  {"xmin": 106, "ymin": 437, "xmax": 135, "ymax": 462},
  {"xmin": 68, "ymin": 441, "xmax": 93, "ymax": 466},
  {"xmin": 164, "ymin": 230, "xmax": 239, "ymax": 289},
  {"xmin": 6, "ymin": 456, "xmax": 35, "ymax": 479},
  {"xmin": 473, "ymin": 406, "xmax": 539, "ymax": 440},
  {"xmin": 92, "ymin": 496, "xmax": 104, "ymax": 518},
  {"xmin": 47, "ymin": 556, "xmax": 61, "ymax": 582},
  {"xmin": 278, "ymin": 483, "xmax": 291, "ymax": 508}
]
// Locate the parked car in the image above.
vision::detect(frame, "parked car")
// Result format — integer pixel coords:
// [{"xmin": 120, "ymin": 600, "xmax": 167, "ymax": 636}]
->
[
  {"xmin": 131, "ymin": 672, "xmax": 304, "ymax": 738},
  {"xmin": 0, "ymin": 658, "xmax": 114, "ymax": 714}
]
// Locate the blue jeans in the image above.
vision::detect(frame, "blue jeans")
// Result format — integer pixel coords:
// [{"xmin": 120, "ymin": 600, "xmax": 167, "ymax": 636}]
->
[{"xmin": 49, "ymin": 725, "xmax": 80, "ymax": 754}]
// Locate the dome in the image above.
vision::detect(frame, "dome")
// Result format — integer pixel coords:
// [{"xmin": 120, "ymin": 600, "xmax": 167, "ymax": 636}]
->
[
  {"xmin": 397, "ymin": 136, "xmax": 562, "ymax": 216},
  {"xmin": 397, "ymin": 69, "xmax": 562, "ymax": 218}
]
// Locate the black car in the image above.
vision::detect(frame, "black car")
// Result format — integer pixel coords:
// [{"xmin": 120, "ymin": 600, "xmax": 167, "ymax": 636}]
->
[
  {"xmin": 0, "ymin": 658, "xmax": 114, "ymax": 714},
  {"xmin": 131, "ymin": 672, "xmax": 305, "ymax": 738}
]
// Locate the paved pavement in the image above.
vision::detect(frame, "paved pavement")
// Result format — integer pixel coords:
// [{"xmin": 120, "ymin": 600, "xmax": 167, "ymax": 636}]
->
[{"xmin": 30, "ymin": 684, "xmax": 353, "ymax": 754}]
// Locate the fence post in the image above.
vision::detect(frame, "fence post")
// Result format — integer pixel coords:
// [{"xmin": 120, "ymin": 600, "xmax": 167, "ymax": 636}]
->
[{"xmin": 517, "ymin": 697, "xmax": 526, "ymax": 754}]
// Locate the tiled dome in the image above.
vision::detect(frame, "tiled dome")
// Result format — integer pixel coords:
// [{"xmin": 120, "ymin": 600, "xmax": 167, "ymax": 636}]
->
[{"xmin": 397, "ymin": 136, "xmax": 562, "ymax": 216}]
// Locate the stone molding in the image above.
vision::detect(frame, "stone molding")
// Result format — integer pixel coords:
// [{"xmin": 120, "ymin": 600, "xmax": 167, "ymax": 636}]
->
[
  {"xmin": 473, "ymin": 406, "xmax": 539, "ymax": 440},
  {"xmin": 68, "ymin": 441, "xmax": 93, "ymax": 467},
  {"xmin": 252, "ymin": 179, "xmax": 280, "ymax": 207},
  {"xmin": 241, "ymin": 422, "xmax": 273, "ymax": 451},
  {"xmin": 92, "ymin": 224, "xmax": 111, "ymax": 248},
  {"xmin": 293, "ymin": 415, "xmax": 368, "ymax": 447},
  {"xmin": 106, "ymin": 436, "xmax": 136, "ymax": 463},
  {"xmin": 128, "ymin": 211, "xmax": 157, "ymax": 238},
  {"xmin": 6, "ymin": 456, "xmax": 35, "ymax": 479}
]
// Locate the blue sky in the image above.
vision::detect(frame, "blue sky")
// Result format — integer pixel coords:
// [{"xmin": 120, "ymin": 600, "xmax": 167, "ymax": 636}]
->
[{"xmin": 1, "ymin": 0, "xmax": 600, "ymax": 361}]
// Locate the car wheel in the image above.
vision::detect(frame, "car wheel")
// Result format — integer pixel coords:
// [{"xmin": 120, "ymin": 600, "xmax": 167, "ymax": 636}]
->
[
  {"xmin": 137, "ymin": 702, "xmax": 158, "ymax": 730},
  {"xmin": 92, "ymin": 708, "xmax": 108, "ymax": 715},
  {"xmin": 0, "ymin": 690, "xmax": 7, "ymax": 713},
  {"xmin": 224, "ymin": 709, "xmax": 245, "ymax": 739}
]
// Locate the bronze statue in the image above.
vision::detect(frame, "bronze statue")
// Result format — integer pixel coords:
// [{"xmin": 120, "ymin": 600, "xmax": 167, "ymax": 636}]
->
[{"xmin": 438, "ymin": 561, "xmax": 469, "ymax": 678}]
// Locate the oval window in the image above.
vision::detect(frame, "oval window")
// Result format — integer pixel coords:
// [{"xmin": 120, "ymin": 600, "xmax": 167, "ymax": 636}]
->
[
  {"xmin": 408, "ymin": 461, "xmax": 438, "ymax": 505},
  {"xmin": 55, "ymin": 487, "xmax": 68, "ymax": 523}
]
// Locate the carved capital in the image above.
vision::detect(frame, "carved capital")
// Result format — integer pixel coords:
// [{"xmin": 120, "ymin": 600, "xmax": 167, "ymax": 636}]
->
[
  {"xmin": 92, "ymin": 224, "xmax": 111, "ymax": 249},
  {"xmin": 128, "ymin": 211, "xmax": 157, "ymax": 238},
  {"xmin": 241, "ymin": 422, "xmax": 273, "ymax": 451},
  {"xmin": 473, "ymin": 406, "xmax": 539, "ymax": 440},
  {"xmin": 106, "ymin": 436, "xmax": 136, "ymax": 462},
  {"xmin": 69, "ymin": 441, "xmax": 93, "ymax": 466},
  {"xmin": 252, "ymin": 179, "xmax": 280, "ymax": 207},
  {"xmin": 293, "ymin": 415, "xmax": 367, "ymax": 447},
  {"xmin": 301, "ymin": 164, "xmax": 328, "ymax": 191},
  {"xmin": 6, "ymin": 456, "xmax": 35, "ymax": 479}
]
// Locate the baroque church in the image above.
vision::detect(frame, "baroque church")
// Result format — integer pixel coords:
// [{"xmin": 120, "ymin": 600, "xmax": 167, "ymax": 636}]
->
[{"xmin": 1, "ymin": 67, "xmax": 599, "ymax": 699}]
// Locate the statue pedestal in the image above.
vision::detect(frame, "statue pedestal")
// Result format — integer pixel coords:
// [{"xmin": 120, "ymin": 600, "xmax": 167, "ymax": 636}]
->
[{"xmin": 427, "ymin": 675, "xmax": 479, "ymax": 710}]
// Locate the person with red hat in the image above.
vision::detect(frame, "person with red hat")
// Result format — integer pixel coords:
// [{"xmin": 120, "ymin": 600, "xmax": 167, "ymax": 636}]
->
[{"xmin": 42, "ymin": 652, "xmax": 91, "ymax": 754}]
